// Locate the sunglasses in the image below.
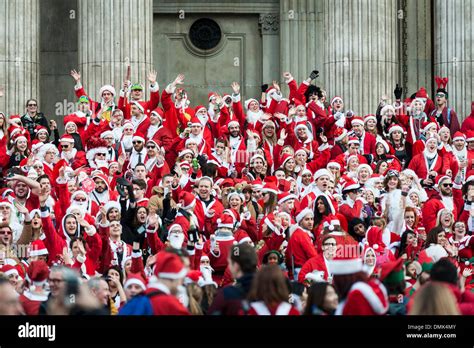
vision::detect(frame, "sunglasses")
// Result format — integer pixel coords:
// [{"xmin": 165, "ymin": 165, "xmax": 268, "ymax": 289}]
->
[
  {"xmin": 323, "ymin": 242, "xmax": 336, "ymax": 247},
  {"xmin": 0, "ymin": 230, "xmax": 12, "ymax": 235},
  {"xmin": 33, "ymin": 165, "xmax": 43, "ymax": 169},
  {"xmin": 96, "ymin": 153, "xmax": 106, "ymax": 157},
  {"xmin": 436, "ymin": 93, "xmax": 446, "ymax": 98},
  {"xmin": 442, "ymin": 183, "xmax": 453, "ymax": 188},
  {"xmin": 132, "ymin": 141, "xmax": 143, "ymax": 144},
  {"xmin": 147, "ymin": 145, "xmax": 156, "ymax": 149},
  {"xmin": 61, "ymin": 145, "xmax": 70, "ymax": 149},
  {"xmin": 74, "ymin": 197, "xmax": 87, "ymax": 202},
  {"xmin": 28, "ymin": 104, "xmax": 37, "ymax": 107}
]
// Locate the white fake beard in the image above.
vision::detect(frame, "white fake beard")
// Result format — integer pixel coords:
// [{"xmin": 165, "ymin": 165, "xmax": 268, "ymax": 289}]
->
[
  {"xmin": 122, "ymin": 135, "xmax": 133, "ymax": 150},
  {"xmin": 197, "ymin": 113, "xmax": 209, "ymax": 126},
  {"xmin": 169, "ymin": 233, "xmax": 184, "ymax": 249},
  {"xmin": 246, "ymin": 109, "xmax": 263, "ymax": 124},
  {"xmin": 423, "ymin": 148, "xmax": 437, "ymax": 160},
  {"xmin": 176, "ymin": 285, "xmax": 189, "ymax": 308},
  {"xmin": 95, "ymin": 159, "xmax": 108, "ymax": 168}
]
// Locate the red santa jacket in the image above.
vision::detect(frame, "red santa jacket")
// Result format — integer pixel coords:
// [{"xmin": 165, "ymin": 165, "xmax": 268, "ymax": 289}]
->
[
  {"xmin": 19, "ymin": 291, "xmax": 48, "ymax": 315},
  {"xmin": 118, "ymin": 83, "xmax": 160, "ymax": 119},
  {"xmin": 286, "ymin": 227, "xmax": 318, "ymax": 269},
  {"xmin": 247, "ymin": 301, "xmax": 300, "ymax": 316},
  {"xmin": 407, "ymin": 151, "xmax": 447, "ymax": 180},
  {"xmin": 298, "ymin": 254, "xmax": 330, "ymax": 284},
  {"xmin": 339, "ymin": 279, "xmax": 389, "ymax": 315},
  {"xmin": 421, "ymin": 190, "xmax": 462, "ymax": 233},
  {"xmin": 461, "ymin": 102, "xmax": 474, "ymax": 133},
  {"xmin": 145, "ymin": 282, "xmax": 190, "ymax": 315}
]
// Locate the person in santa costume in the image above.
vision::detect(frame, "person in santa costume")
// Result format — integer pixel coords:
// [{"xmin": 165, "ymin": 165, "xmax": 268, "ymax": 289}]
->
[
  {"xmin": 119, "ymin": 251, "xmax": 189, "ymax": 315},
  {"xmin": 429, "ymin": 77, "xmax": 460, "ymax": 136},
  {"xmin": 329, "ymin": 255, "xmax": 389, "ymax": 315},
  {"xmin": 421, "ymin": 175, "xmax": 462, "ymax": 233},
  {"xmin": 338, "ymin": 179, "xmax": 366, "ymax": 222},
  {"xmin": 89, "ymin": 172, "xmax": 119, "ymax": 208},
  {"xmin": 71, "ymin": 69, "xmax": 116, "ymax": 121},
  {"xmin": 222, "ymin": 117, "xmax": 247, "ymax": 175},
  {"xmin": 451, "ymin": 131, "xmax": 468, "ymax": 181},
  {"xmin": 461, "ymin": 102, "xmax": 474, "ymax": 133},
  {"xmin": 118, "ymin": 70, "xmax": 160, "ymax": 119},
  {"xmin": 193, "ymin": 177, "xmax": 224, "ymax": 239},
  {"xmin": 351, "ymin": 116, "xmax": 376, "ymax": 157},
  {"xmin": 19, "ymin": 260, "xmax": 49, "ymax": 315},
  {"xmin": 298, "ymin": 234, "xmax": 337, "ymax": 284},
  {"xmin": 58, "ymin": 134, "xmax": 86, "ymax": 170},
  {"xmin": 129, "ymin": 101, "xmax": 150, "ymax": 135},
  {"xmin": 407, "ymin": 133, "xmax": 447, "ymax": 182},
  {"xmin": 63, "ymin": 95, "xmax": 93, "ymax": 141},
  {"xmin": 148, "ymin": 108, "xmax": 173, "ymax": 154},
  {"xmin": 286, "ymin": 208, "xmax": 318, "ymax": 280}
]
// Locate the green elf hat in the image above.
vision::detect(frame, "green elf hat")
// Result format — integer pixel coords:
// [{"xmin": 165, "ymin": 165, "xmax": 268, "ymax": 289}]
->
[
  {"xmin": 78, "ymin": 95, "xmax": 90, "ymax": 103},
  {"xmin": 130, "ymin": 83, "xmax": 144, "ymax": 91},
  {"xmin": 380, "ymin": 258, "xmax": 405, "ymax": 285}
]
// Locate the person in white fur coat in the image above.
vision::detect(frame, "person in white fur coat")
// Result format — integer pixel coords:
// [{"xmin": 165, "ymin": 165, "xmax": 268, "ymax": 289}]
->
[{"xmin": 380, "ymin": 170, "xmax": 408, "ymax": 235}]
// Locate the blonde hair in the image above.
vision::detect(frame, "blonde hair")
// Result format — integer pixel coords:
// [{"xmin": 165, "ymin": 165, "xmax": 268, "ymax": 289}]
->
[{"xmin": 409, "ymin": 282, "xmax": 460, "ymax": 315}]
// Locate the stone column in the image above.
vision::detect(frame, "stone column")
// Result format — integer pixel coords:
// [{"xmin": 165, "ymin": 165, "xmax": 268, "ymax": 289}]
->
[
  {"xmin": 259, "ymin": 13, "xmax": 280, "ymax": 84},
  {"xmin": 78, "ymin": 0, "xmax": 153, "ymax": 100},
  {"xmin": 323, "ymin": 0, "xmax": 398, "ymax": 115},
  {"xmin": 434, "ymin": 0, "xmax": 474, "ymax": 120},
  {"xmin": 0, "ymin": 0, "xmax": 40, "ymax": 115},
  {"xmin": 279, "ymin": 0, "xmax": 319, "ymax": 94}
]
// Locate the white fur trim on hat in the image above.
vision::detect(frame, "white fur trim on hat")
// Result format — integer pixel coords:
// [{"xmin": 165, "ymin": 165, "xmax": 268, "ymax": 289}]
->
[
  {"xmin": 99, "ymin": 85, "xmax": 116, "ymax": 97},
  {"xmin": 314, "ymin": 168, "xmax": 332, "ymax": 181},
  {"xmin": 388, "ymin": 125, "xmax": 404, "ymax": 135},
  {"xmin": 328, "ymin": 258, "xmax": 363, "ymax": 275},
  {"xmin": 296, "ymin": 208, "xmax": 314, "ymax": 224}
]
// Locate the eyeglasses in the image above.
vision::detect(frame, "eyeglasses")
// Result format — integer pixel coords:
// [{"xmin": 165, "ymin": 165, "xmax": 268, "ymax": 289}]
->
[
  {"xmin": 0, "ymin": 230, "xmax": 12, "ymax": 235},
  {"xmin": 132, "ymin": 141, "xmax": 143, "ymax": 144},
  {"xmin": 441, "ymin": 183, "xmax": 453, "ymax": 188},
  {"xmin": 74, "ymin": 197, "xmax": 87, "ymax": 202},
  {"xmin": 104, "ymin": 137, "xmax": 114, "ymax": 141},
  {"xmin": 436, "ymin": 93, "xmax": 446, "ymax": 98},
  {"xmin": 323, "ymin": 242, "xmax": 337, "ymax": 247},
  {"xmin": 28, "ymin": 104, "xmax": 37, "ymax": 107},
  {"xmin": 147, "ymin": 145, "xmax": 156, "ymax": 149}
]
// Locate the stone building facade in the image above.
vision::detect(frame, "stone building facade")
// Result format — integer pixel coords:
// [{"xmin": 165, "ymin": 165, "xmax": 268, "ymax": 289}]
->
[{"xmin": 0, "ymin": 0, "xmax": 472, "ymax": 127}]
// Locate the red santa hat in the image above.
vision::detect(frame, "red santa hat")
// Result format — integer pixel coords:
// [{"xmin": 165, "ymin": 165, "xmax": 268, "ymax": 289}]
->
[
  {"xmin": 330, "ymin": 96, "xmax": 343, "ymax": 105},
  {"xmin": 178, "ymin": 149, "xmax": 194, "ymax": 159},
  {"xmin": 366, "ymin": 226, "xmax": 387, "ymax": 252},
  {"xmin": 260, "ymin": 213, "xmax": 280, "ymax": 234},
  {"xmin": 179, "ymin": 191, "xmax": 196, "ymax": 210},
  {"xmin": 415, "ymin": 87, "xmax": 428, "ymax": 99},
  {"xmin": 261, "ymin": 182, "xmax": 279, "ymax": 195},
  {"xmin": 294, "ymin": 121, "xmax": 311, "ymax": 135},
  {"xmin": 122, "ymin": 121, "xmax": 134, "ymax": 132},
  {"xmin": 347, "ymin": 136, "xmax": 359, "ymax": 146},
  {"xmin": 208, "ymin": 92, "xmax": 219, "ymax": 102},
  {"xmin": 227, "ymin": 190, "xmax": 244, "ymax": 202},
  {"xmin": 376, "ymin": 139, "xmax": 391, "ymax": 153},
  {"xmin": 187, "ymin": 116, "xmax": 203, "ymax": 128},
  {"xmin": 244, "ymin": 98, "xmax": 259, "ymax": 110},
  {"xmin": 435, "ymin": 174, "xmax": 451, "ymax": 190},
  {"xmin": 100, "ymin": 130, "xmax": 114, "ymax": 140},
  {"xmin": 99, "ymin": 84, "xmax": 116, "ymax": 97},
  {"xmin": 184, "ymin": 270, "xmax": 203, "ymax": 285},
  {"xmin": 227, "ymin": 116, "xmax": 240, "ymax": 129},
  {"xmin": 314, "ymin": 168, "xmax": 332, "ymax": 181},
  {"xmin": 277, "ymin": 192, "xmax": 297, "ymax": 204},
  {"xmin": 34, "ymin": 125, "xmax": 49, "ymax": 136},
  {"xmin": 132, "ymin": 131, "xmax": 146, "ymax": 143},
  {"xmin": 91, "ymin": 172, "xmax": 110, "ymax": 189},
  {"xmin": 195, "ymin": 105, "xmax": 207, "ymax": 115},
  {"xmin": 130, "ymin": 101, "xmax": 145, "ymax": 114},
  {"xmin": 85, "ymin": 137, "xmax": 108, "ymax": 162},
  {"xmin": 388, "ymin": 124, "xmax": 405, "ymax": 135},
  {"xmin": 334, "ymin": 127, "xmax": 348, "ymax": 142},
  {"xmin": 235, "ymin": 231, "xmax": 252, "ymax": 245},
  {"xmin": 364, "ymin": 114, "xmax": 377, "ymax": 124},
  {"xmin": 29, "ymin": 240, "xmax": 49, "ymax": 257},
  {"xmin": 124, "ymin": 273, "xmax": 147, "ymax": 291},
  {"xmin": 8, "ymin": 114, "xmax": 22, "ymax": 125},
  {"xmin": 12, "ymin": 132, "xmax": 28, "ymax": 144},
  {"xmin": 26, "ymin": 260, "xmax": 49, "ymax": 287},
  {"xmin": 425, "ymin": 133, "xmax": 439, "ymax": 145},
  {"xmin": 153, "ymin": 252, "xmax": 187, "ymax": 280},
  {"xmin": 60, "ymin": 134, "xmax": 75, "ymax": 144},
  {"xmin": 357, "ymin": 163, "xmax": 373, "ymax": 176},
  {"xmin": 422, "ymin": 121, "xmax": 438, "ymax": 134},
  {"xmin": 452, "ymin": 131, "xmax": 466, "ymax": 142},
  {"xmin": 342, "ymin": 178, "xmax": 360, "ymax": 192},
  {"xmin": 279, "ymin": 153, "xmax": 294, "ymax": 168},
  {"xmin": 0, "ymin": 197, "xmax": 13, "ymax": 210},
  {"xmin": 217, "ymin": 213, "xmax": 236, "ymax": 230},
  {"xmin": 151, "ymin": 107, "xmax": 164, "ymax": 120},
  {"xmin": 351, "ymin": 117, "xmax": 364, "ymax": 127},
  {"xmin": 1, "ymin": 264, "xmax": 19, "ymax": 277},
  {"xmin": 295, "ymin": 207, "xmax": 314, "ymax": 225},
  {"xmin": 465, "ymin": 130, "xmax": 474, "ymax": 142}
]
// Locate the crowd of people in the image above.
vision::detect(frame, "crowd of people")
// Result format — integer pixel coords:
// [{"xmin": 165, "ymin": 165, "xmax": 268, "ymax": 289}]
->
[{"xmin": 0, "ymin": 67, "xmax": 474, "ymax": 316}]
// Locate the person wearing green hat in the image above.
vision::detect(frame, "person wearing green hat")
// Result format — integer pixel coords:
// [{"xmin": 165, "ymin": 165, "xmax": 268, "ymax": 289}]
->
[
  {"xmin": 62, "ymin": 95, "xmax": 92, "ymax": 146},
  {"xmin": 380, "ymin": 258, "xmax": 408, "ymax": 315},
  {"xmin": 118, "ymin": 69, "xmax": 160, "ymax": 119}
]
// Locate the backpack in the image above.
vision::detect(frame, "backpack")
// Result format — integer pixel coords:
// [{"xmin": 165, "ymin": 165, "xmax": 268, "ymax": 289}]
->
[{"xmin": 118, "ymin": 290, "xmax": 163, "ymax": 315}]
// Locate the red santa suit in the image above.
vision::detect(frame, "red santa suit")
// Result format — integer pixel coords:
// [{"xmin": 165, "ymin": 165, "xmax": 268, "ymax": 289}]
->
[
  {"xmin": 247, "ymin": 301, "xmax": 300, "ymax": 316},
  {"xmin": 407, "ymin": 148, "xmax": 447, "ymax": 180},
  {"xmin": 286, "ymin": 226, "xmax": 318, "ymax": 271},
  {"xmin": 203, "ymin": 231, "xmax": 235, "ymax": 285},
  {"xmin": 118, "ymin": 82, "xmax": 160, "ymax": 119},
  {"xmin": 337, "ymin": 279, "xmax": 389, "ymax": 315},
  {"xmin": 298, "ymin": 254, "xmax": 331, "ymax": 284}
]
